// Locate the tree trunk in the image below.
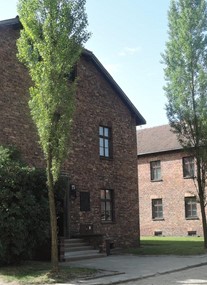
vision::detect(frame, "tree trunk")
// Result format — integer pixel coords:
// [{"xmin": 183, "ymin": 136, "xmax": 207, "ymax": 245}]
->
[
  {"xmin": 196, "ymin": 155, "xmax": 207, "ymax": 249},
  {"xmin": 47, "ymin": 155, "xmax": 59, "ymax": 272},
  {"xmin": 199, "ymin": 193, "xmax": 207, "ymax": 249}
]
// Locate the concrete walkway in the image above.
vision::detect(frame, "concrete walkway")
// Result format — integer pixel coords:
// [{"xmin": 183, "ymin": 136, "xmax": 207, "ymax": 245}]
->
[{"xmin": 60, "ymin": 253, "xmax": 207, "ymax": 285}]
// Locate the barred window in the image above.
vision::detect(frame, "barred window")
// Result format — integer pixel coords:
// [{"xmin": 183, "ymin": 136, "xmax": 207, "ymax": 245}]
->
[
  {"xmin": 150, "ymin": 160, "xmax": 161, "ymax": 181},
  {"xmin": 101, "ymin": 189, "xmax": 113, "ymax": 221},
  {"xmin": 185, "ymin": 197, "xmax": 197, "ymax": 219},
  {"xmin": 152, "ymin": 199, "xmax": 163, "ymax": 220},
  {"xmin": 183, "ymin": 157, "xmax": 194, "ymax": 178}
]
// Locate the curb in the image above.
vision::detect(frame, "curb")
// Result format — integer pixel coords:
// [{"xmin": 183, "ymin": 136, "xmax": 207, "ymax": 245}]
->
[{"xmin": 78, "ymin": 261, "xmax": 207, "ymax": 285}]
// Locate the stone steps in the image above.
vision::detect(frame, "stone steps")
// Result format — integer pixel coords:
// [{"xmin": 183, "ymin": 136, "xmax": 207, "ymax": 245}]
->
[{"xmin": 59, "ymin": 238, "xmax": 105, "ymax": 262}]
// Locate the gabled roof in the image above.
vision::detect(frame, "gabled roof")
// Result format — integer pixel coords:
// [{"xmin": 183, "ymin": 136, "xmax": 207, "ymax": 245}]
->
[
  {"xmin": 0, "ymin": 16, "xmax": 22, "ymax": 29},
  {"xmin": 0, "ymin": 17, "xmax": 146, "ymax": 126},
  {"xmin": 137, "ymin": 124, "xmax": 182, "ymax": 156}
]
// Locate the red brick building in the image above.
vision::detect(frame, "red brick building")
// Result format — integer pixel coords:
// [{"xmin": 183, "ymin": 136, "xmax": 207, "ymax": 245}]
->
[
  {"xmin": 0, "ymin": 17, "xmax": 146, "ymax": 248},
  {"xmin": 137, "ymin": 125, "xmax": 204, "ymax": 237}
]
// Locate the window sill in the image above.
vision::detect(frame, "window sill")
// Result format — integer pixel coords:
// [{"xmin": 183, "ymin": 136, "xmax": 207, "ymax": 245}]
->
[
  {"xmin": 185, "ymin": 217, "xmax": 199, "ymax": 220},
  {"xmin": 101, "ymin": 221, "xmax": 115, "ymax": 224},
  {"xmin": 100, "ymin": 156, "xmax": 113, "ymax": 161},
  {"xmin": 152, "ymin": 218, "xmax": 164, "ymax": 221},
  {"xmin": 151, "ymin": 179, "xmax": 163, "ymax": 182},
  {"xmin": 183, "ymin": 176, "xmax": 195, "ymax": 179}
]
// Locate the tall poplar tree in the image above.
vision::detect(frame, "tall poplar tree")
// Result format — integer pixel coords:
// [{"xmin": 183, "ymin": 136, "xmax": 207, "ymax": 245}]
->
[
  {"xmin": 17, "ymin": 0, "xmax": 90, "ymax": 270},
  {"xmin": 162, "ymin": 0, "xmax": 207, "ymax": 248}
]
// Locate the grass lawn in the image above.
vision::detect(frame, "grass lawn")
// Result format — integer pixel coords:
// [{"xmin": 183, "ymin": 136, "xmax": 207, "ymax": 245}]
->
[
  {"xmin": 0, "ymin": 261, "xmax": 98, "ymax": 284},
  {"xmin": 0, "ymin": 237, "xmax": 206, "ymax": 284},
  {"xmin": 128, "ymin": 236, "xmax": 207, "ymax": 255}
]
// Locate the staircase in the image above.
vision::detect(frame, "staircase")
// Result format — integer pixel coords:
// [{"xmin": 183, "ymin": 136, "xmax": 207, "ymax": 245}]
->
[{"xmin": 59, "ymin": 238, "xmax": 105, "ymax": 262}]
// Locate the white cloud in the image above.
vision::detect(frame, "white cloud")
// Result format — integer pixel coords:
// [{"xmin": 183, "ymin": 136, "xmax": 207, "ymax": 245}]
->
[{"xmin": 118, "ymin": 46, "xmax": 142, "ymax": 57}]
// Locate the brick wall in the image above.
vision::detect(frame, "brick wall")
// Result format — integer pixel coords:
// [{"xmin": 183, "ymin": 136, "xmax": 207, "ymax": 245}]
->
[
  {"xmin": 0, "ymin": 24, "xmax": 140, "ymax": 247},
  {"xmin": 64, "ymin": 55, "xmax": 140, "ymax": 247},
  {"xmin": 0, "ymin": 25, "xmax": 44, "ymax": 168},
  {"xmin": 138, "ymin": 150, "xmax": 204, "ymax": 236}
]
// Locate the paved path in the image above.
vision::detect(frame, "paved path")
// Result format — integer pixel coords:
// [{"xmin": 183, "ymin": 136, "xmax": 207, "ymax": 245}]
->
[
  {"xmin": 122, "ymin": 263, "xmax": 207, "ymax": 285},
  {"xmin": 60, "ymin": 254, "xmax": 207, "ymax": 285}
]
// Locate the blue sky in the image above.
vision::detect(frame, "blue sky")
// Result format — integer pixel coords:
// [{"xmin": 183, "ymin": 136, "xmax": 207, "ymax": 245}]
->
[{"xmin": 0, "ymin": 0, "xmax": 171, "ymax": 128}]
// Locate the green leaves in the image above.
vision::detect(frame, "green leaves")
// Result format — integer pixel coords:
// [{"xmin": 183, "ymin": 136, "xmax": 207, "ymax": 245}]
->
[
  {"xmin": 0, "ymin": 146, "xmax": 49, "ymax": 265},
  {"xmin": 162, "ymin": 0, "xmax": 207, "ymax": 148},
  {"xmin": 162, "ymin": 1, "xmax": 207, "ymax": 248},
  {"xmin": 17, "ymin": 1, "xmax": 90, "ymax": 268},
  {"xmin": 17, "ymin": 0, "xmax": 90, "ymax": 182}
]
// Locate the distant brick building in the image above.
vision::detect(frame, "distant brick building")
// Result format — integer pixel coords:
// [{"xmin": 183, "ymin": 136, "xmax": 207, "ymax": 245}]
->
[
  {"xmin": 0, "ymin": 17, "xmax": 146, "ymax": 248},
  {"xmin": 137, "ymin": 125, "xmax": 204, "ymax": 237}
]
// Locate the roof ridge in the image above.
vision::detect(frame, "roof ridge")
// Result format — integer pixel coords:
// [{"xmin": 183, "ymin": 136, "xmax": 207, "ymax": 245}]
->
[{"xmin": 137, "ymin": 124, "xmax": 169, "ymax": 132}]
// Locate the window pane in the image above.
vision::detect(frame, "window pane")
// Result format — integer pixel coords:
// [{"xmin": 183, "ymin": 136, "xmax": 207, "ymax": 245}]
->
[
  {"xmin": 152, "ymin": 199, "xmax": 163, "ymax": 219},
  {"xmin": 105, "ymin": 148, "xmax": 109, "ymax": 157},
  {"xmin": 106, "ymin": 202, "xmax": 112, "ymax": 220},
  {"xmin": 99, "ymin": 138, "xmax": 104, "ymax": 147},
  {"xmin": 99, "ymin": 126, "xmax": 112, "ymax": 158},
  {"xmin": 99, "ymin": 146, "xmax": 104, "ymax": 156},
  {"xmin": 104, "ymin": 127, "xmax": 109, "ymax": 137},
  {"xmin": 185, "ymin": 197, "xmax": 197, "ymax": 218},
  {"xmin": 101, "ymin": 201, "xmax": 105, "ymax": 210},
  {"xmin": 106, "ymin": 202, "xmax": 111, "ymax": 210},
  {"xmin": 99, "ymin": 126, "xmax": 103, "ymax": 136},
  {"xmin": 101, "ymin": 190, "xmax": 105, "ymax": 199},
  {"xmin": 101, "ymin": 202, "xmax": 105, "ymax": 220},
  {"xmin": 154, "ymin": 168, "xmax": 161, "ymax": 180},
  {"xmin": 151, "ymin": 161, "xmax": 161, "ymax": 181},
  {"xmin": 101, "ymin": 190, "xmax": 113, "ymax": 221},
  {"xmin": 183, "ymin": 157, "xmax": 194, "ymax": 177},
  {"xmin": 104, "ymin": 139, "xmax": 109, "ymax": 148},
  {"xmin": 105, "ymin": 190, "xmax": 111, "ymax": 199}
]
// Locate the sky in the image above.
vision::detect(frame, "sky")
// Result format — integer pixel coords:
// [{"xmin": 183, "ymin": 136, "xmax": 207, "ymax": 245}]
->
[{"xmin": 0, "ymin": 0, "xmax": 171, "ymax": 128}]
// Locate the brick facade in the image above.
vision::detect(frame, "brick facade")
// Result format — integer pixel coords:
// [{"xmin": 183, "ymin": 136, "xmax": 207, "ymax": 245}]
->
[
  {"xmin": 0, "ymin": 18, "xmax": 145, "ymax": 248},
  {"xmin": 137, "ymin": 126, "xmax": 204, "ymax": 237},
  {"xmin": 64, "ymin": 54, "xmax": 142, "ymax": 247},
  {"xmin": 0, "ymin": 24, "xmax": 44, "ymax": 168}
]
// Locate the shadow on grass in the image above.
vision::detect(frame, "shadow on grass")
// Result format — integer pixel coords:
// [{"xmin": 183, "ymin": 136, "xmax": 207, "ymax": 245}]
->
[{"xmin": 0, "ymin": 261, "xmax": 97, "ymax": 284}]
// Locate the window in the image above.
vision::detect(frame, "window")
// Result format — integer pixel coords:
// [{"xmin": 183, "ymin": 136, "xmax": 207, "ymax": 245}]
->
[
  {"xmin": 150, "ymin": 160, "xmax": 161, "ymax": 181},
  {"xmin": 154, "ymin": 231, "xmax": 162, "ymax": 236},
  {"xmin": 152, "ymin": 199, "xmax": 163, "ymax": 219},
  {"xmin": 99, "ymin": 126, "xmax": 111, "ymax": 158},
  {"xmin": 101, "ymin": 189, "xmax": 113, "ymax": 221},
  {"xmin": 183, "ymin": 157, "xmax": 194, "ymax": 178},
  {"xmin": 185, "ymin": 197, "xmax": 197, "ymax": 219},
  {"xmin": 188, "ymin": 231, "xmax": 197, "ymax": 236}
]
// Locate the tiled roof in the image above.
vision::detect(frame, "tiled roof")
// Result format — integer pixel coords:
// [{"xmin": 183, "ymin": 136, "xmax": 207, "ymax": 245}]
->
[
  {"xmin": 137, "ymin": 124, "xmax": 182, "ymax": 155},
  {"xmin": 0, "ymin": 16, "xmax": 21, "ymax": 29}
]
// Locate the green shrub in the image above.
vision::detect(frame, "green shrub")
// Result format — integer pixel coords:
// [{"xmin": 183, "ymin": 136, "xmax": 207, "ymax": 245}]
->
[{"xmin": 0, "ymin": 146, "xmax": 50, "ymax": 265}]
